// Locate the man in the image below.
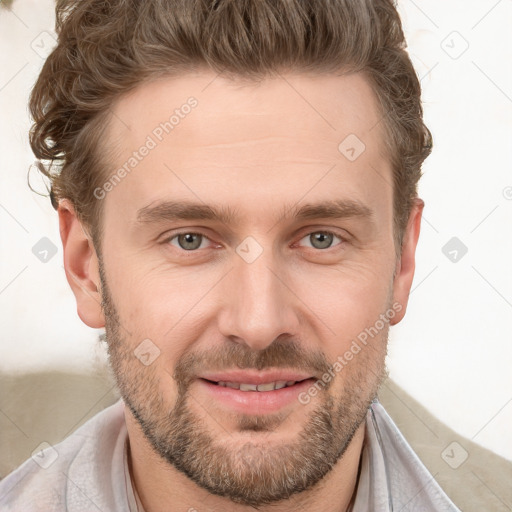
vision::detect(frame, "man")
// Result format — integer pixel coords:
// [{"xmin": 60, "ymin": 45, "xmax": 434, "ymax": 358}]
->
[{"xmin": 0, "ymin": 0, "xmax": 460, "ymax": 510}]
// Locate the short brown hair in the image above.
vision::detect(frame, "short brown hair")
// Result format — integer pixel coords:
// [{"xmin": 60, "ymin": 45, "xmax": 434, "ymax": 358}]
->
[{"xmin": 30, "ymin": 0, "xmax": 432, "ymax": 252}]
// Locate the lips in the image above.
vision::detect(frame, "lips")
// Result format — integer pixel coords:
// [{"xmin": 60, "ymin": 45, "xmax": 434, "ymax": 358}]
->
[
  {"xmin": 195, "ymin": 369, "xmax": 316, "ymax": 414},
  {"xmin": 198, "ymin": 370, "xmax": 314, "ymax": 389}
]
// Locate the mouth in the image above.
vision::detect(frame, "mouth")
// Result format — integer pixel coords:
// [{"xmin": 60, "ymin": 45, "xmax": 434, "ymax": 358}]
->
[
  {"xmin": 196, "ymin": 371, "xmax": 317, "ymax": 414},
  {"xmin": 201, "ymin": 378, "xmax": 308, "ymax": 391}
]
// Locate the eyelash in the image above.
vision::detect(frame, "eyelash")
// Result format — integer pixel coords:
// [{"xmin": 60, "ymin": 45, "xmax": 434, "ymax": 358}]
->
[{"xmin": 162, "ymin": 229, "xmax": 346, "ymax": 253}]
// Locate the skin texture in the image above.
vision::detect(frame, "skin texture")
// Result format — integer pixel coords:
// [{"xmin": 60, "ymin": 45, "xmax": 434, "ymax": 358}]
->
[{"xmin": 58, "ymin": 70, "xmax": 423, "ymax": 511}]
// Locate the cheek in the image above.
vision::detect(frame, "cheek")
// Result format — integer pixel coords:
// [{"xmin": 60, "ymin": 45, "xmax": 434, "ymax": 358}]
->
[
  {"xmin": 293, "ymin": 262, "xmax": 394, "ymax": 329},
  {"xmin": 106, "ymin": 264, "xmax": 220, "ymax": 355},
  {"xmin": 288, "ymin": 265, "xmax": 393, "ymax": 376}
]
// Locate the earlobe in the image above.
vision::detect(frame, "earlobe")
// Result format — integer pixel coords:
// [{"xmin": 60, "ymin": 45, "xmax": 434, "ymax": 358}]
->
[
  {"xmin": 390, "ymin": 198, "xmax": 424, "ymax": 325},
  {"xmin": 58, "ymin": 199, "xmax": 105, "ymax": 328}
]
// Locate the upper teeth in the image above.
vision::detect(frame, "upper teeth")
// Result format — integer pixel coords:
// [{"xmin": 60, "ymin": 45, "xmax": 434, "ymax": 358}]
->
[{"xmin": 216, "ymin": 380, "xmax": 297, "ymax": 391}]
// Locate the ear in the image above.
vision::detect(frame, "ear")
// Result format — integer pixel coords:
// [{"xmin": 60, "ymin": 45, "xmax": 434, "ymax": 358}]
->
[
  {"xmin": 58, "ymin": 199, "xmax": 105, "ymax": 328},
  {"xmin": 390, "ymin": 198, "xmax": 424, "ymax": 325}
]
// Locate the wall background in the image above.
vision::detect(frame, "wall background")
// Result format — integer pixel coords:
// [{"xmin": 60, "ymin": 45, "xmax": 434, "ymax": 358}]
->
[{"xmin": 0, "ymin": 0, "xmax": 511, "ymax": 462}]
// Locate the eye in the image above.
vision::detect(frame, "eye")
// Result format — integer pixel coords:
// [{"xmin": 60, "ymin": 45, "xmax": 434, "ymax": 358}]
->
[
  {"xmin": 167, "ymin": 232, "xmax": 211, "ymax": 251},
  {"xmin": 298, "ymin": 231, "xmax": 344, "ymax": 250}
]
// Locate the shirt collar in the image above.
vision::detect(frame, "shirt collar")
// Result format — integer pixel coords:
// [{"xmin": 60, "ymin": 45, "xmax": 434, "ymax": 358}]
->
[{"xmin": 351, "ymin": 400, "xmax": 459, "ymax": 512}]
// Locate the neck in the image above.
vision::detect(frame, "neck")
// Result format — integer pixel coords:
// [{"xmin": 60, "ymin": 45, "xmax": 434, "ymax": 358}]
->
[{"xmin": 125, "ymin": 409, "xmax": 365, "ymax": 512}]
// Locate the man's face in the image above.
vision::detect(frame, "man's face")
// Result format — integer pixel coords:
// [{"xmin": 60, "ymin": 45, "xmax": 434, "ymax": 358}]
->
[{"xmin": 72, "ymin": 70, "xmax": 413, "ymax": 506}]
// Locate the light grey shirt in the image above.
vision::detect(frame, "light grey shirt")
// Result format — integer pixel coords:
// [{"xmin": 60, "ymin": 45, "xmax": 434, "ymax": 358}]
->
[{"xmin": 0, "ymin": 398, "xmax": 460, "ymax": 511}]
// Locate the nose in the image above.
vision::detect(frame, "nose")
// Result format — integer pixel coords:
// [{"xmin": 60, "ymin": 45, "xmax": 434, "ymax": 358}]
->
[{"xmin": 217, "ymin": 246, "xmax": 301, "ymax": 351}]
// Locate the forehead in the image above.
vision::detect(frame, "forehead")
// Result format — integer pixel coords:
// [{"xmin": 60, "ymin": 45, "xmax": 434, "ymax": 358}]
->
[
  {"xmin": 108, "ymin": 70, "xmax": 383, "ymax": 149},
  {"xmin": 102, "ymin": 70, "xmax": 391, "ymax": 226}
]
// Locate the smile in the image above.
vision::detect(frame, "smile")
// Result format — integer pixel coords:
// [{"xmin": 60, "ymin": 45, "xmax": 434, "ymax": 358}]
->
[
  {"xmin": 207, "ymin": 380, "xmax": 302, "ymax": 391},
  {"xmin": 197, "ymin": 375, "xmax": 317, "ymax": 415}
]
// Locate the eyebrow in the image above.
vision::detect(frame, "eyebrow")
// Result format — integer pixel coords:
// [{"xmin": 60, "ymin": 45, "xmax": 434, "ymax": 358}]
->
[
  {"xmin": 136, "ymin": 201, "xmax": 239, "ymax": 225},
  {"xmin": 287, "ymin": 199, "xmax": 373, "ymax": 222},
  {"xmin": 136, "ymin": 199, "xmax": 373, "ymax": 226}
]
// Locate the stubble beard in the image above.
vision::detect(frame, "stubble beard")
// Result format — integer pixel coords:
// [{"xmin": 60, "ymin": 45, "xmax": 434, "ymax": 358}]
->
[{"xmin": 98, "ymin": 258, "xmax": 388, "ymax": 507}]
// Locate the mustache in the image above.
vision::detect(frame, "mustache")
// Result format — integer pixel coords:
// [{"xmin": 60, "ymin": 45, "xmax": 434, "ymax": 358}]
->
[{"xmin": 172, "ymin": 336, "xmax": 332, "ymax": 390}]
